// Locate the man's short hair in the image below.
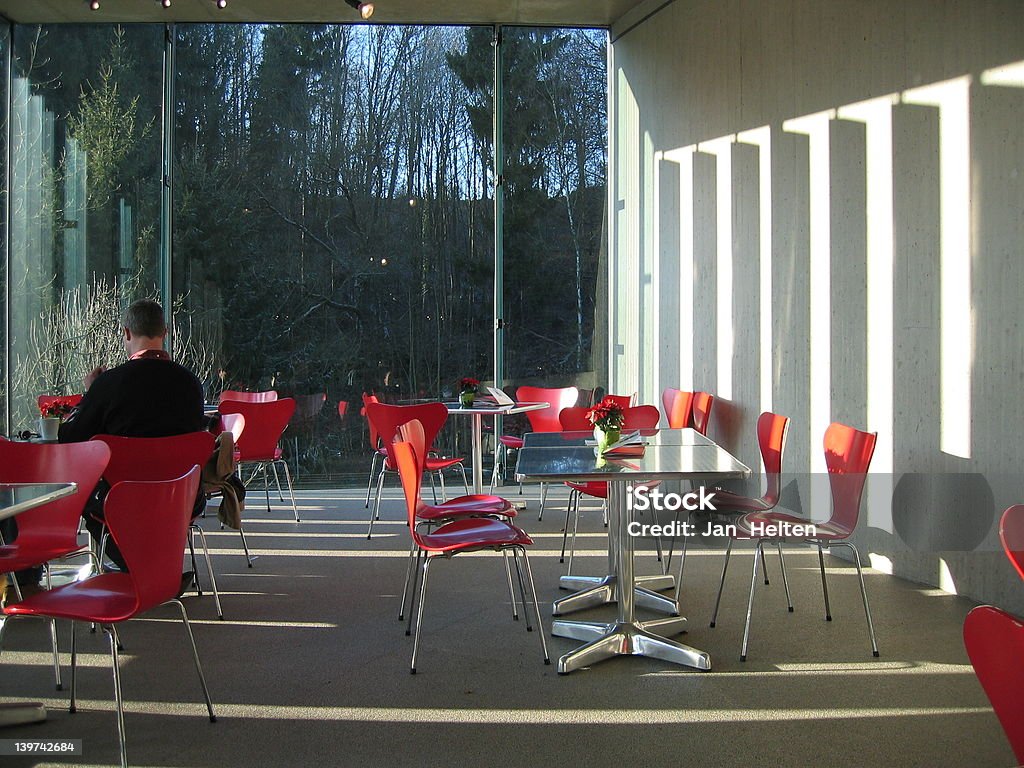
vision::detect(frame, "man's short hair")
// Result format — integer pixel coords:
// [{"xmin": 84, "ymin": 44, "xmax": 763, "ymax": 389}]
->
[{"xmin": 123, "ymin": 299, "xmax": 166, "ymax": 338}]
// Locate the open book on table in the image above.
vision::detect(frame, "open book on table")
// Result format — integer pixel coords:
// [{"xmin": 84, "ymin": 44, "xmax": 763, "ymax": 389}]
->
[
  {"xmin": 486, "ymin": 386, "xmax": 516, "ymax": 406},
  {"xmin": 602, "ymin": 430, "xmax": 647, "ymax": 457}
]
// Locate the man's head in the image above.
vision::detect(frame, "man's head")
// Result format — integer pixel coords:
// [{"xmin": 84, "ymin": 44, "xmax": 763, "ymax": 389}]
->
[{"xmin": 122, "ymin": 299, "xmax": 167, "ymax": 354}]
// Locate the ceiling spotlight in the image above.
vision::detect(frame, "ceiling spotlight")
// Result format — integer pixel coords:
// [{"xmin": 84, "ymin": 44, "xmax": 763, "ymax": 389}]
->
[
  {"xmin": 87, "ymin": 0, "xmax": 100, "ymax": 9},
  {"xmin": 157, "ymin": 0, "xmax": 171, "ymax": 7},
  {"xmin": 344, "ymin": 0, "xmax": 374, "ymax": 20},
  {"xmin": 213, "ymin": 0, "xmax": 227, "ymax": 7}
]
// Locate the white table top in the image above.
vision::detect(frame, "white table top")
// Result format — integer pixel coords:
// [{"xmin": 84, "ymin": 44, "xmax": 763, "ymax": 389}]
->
[{"xmin": 443, "ymin": 400, "xmax": 549, "ymax": 416}]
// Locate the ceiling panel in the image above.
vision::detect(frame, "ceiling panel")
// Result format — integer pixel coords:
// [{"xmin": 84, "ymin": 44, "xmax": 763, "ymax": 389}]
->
[{"xmin": 0, "ymin": 0, "xmax": 648, "ymax": 27}]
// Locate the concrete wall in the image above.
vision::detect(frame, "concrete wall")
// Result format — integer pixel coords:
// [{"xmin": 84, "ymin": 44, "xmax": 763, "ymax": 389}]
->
[{"xmin": 608, "ymin": 0, "xmax": 1024, "ymax": 612}]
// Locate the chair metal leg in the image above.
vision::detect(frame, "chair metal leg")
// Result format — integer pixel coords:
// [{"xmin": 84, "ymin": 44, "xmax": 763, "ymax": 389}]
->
[
  {"xmin": 191, "ymin": 525, "xmax": 224, "ymax": 619},
  {"xmin": 238, "ymin": 523, "xmax": 254, "ymax": 568},
  {"xmin": 518, "ymin": 547, "xmax": 550, "ymax": 664},
  {"xmin": 261, "ymin": 464, "xmax": 272, "ymax": 515},
  {"xmin": 105, "ymin": 625, "xmax": 128, "ymax": 768},
  {"xmin": 817, "ymin": 543, "xmax": 833, "ymax": 620},
  {"xmin": 69, "ymin": 621, "xmax": 78, "ymax": 713},
  {"xmin": 566, "ymin": 489, "xmax": 582, "ymax": 576},
  {"xmin": 42, "ymin": 567, "xmax": 63, "ymax": 691},
  {"xmin": 410, "ymin": 557, "xmax": 434, "ymax": 673},
  {"xmin": 170, "ymin": 599, "xmax": 217, "ymax": 721},
  {"xmin": 270, "ymin": 461, "xmax": 285, "ymax": 502},
  {"xmin": 275, "ymin": 460, "xmax": 299, "ymax": 522},
  {"xmin": 457, "ymin": 463, "xmax": 469, "ymax": 497},
  {"xmin": 831, "ymin": 541, "xmax": 880, "ymax": 657},
  {"xmin": 674, "ymin": 513, "xmax": 692, "ymax": 603},
  {"xmin": 399, "ymin": 538, "xmax": 419, "ymax": 621},
  {"xmin": 405, "ymin": 548, "xmax": 425, "ymax": 636},
  {"xmin": 438, "ymin": 470, "xmax": 447, "ymax": 502},
  {"xmin": 365, "ymin": 452, "xmax": 381, "ymax": 507},
  {"xmin": 368, "ymin": 466, "xmax": 387, "ymax": 539},
  {"xmin": 740, "ymin": 540, "xmax": 766, "ymax": 661},
  {"xmin": 776, "ymin": 542, "xmax": 793, "ymax": 611},
  {"xmin": 510, "ymin": 550, "xmax": 531, "ymax": 631},
  {"xmin": 559, "ymin": 489, "xmax": 576, "ymax": 563},
  {"xmin": 503, "ymin": 549, "xmax": 520, "ymax": 621},
  {"xmin": 709, "ymin": 538, "xmax": 734, "ymax": 627},
  {"xmin": 538, "ymin": 482, "xmax": 548, "ymax": 520}
]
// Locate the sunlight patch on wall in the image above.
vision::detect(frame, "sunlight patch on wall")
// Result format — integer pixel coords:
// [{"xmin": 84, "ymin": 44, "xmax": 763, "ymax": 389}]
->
[
  {"xmin": 737, "ymin": 126, "xmax": 773, "ymax": 415},
  {"xmin": 698, "ymin": 135, "xmax": 736, "ymax": 401},
  {"xmin": 664, "ymin": 146, "xmax": 696, "ymax": 390},
  {"xmin": 938, "ymin": 557, "xmax": 958, "ymax": 595},
  {"xmin": 783, "ymin": 110, "xmax": 834, "ymax": 473},
  {"xmin": 980, "ymin": 60, "xmax": 1024, "ymax": 87},
  {"xmin": 903, "ymin": 77, "xmax": 972, "ymax": 460}
]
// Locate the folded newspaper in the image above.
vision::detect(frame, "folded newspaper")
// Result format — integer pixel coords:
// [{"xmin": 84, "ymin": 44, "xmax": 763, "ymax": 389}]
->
[
  {"xmin": 601, "ymin": 430, "xmax": 647, "ymax": 456},
  {"xmin": 486, "ymin": 386, "xmax": 516, "ymax": 406}
]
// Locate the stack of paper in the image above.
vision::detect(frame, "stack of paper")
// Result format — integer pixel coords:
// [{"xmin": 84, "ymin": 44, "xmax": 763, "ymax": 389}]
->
[
  {"xmin": 602, "ymin": 430, "xmax": 646, "ymax": 456},
  {"xmin": 487, "ymin": 386, "xmax": 515, "ymax": 406}
]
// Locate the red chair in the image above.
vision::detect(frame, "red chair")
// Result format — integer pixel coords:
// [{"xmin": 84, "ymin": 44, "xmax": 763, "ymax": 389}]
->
[
  {"xmin": 0, "ymin": 440, "xmax": 110, "ymax": 690},
  {"xmin": 219, "ymin": 389, "xmax": 277, "ymax": 403},
  {"xmin": 557, "ymin": 406, "xmax": 592, "ymax": 432},
  {"xmin": 495, "ymin": 385, "xmax": 579, "ymax": 518},
  {"xmin": 218, "ymin": 398, "xmax": 299, "ymax": 522},
  {"xmin": 362, "ymin": 393, "xmax": 386, "ymax": 509},
  {"xmin": 702, "ymin": 411, "xmax": 790, "ymax": 615},
  {"xmin": 393, "ymin": 420, "xmax": 548, "ymax": 673},
  {"xmin": 386, "ymin": 418, "xmax": 518, "ymax": 626},
  {"xmin": 998, "ymin": 504, "xmax": 1024, "ymax": 582},
  {"xmin": 3, "ymin": 467, "xmax": 215, "ymax": 768},
  {"xmin": 963, "ymin": 605, "xmax": 1024, "ymax": 764},
  {"xmin": 691, "ymin": 391, "xmax": 714, "ymax": 435},
  {"xmin": 722, "ymin": 422, "xmax": 878, "ymax": 661},
  {"xmin": 560, "ymin": 405, "xmax": 663, "ymax": 569},
  {"xmin": 603, "ymin": 393, "xmax": 636, "ymax": 408},
  {"xmin": 662, "ymin": 388, "xmax": 694, "ymax": 430},
  {"xmin": 92, "ymin": 432, "xmax": 224, "ymax": 619},
  {"xmin": 364, "ymin": 402, "xmax": 469, "ymax": 539}
]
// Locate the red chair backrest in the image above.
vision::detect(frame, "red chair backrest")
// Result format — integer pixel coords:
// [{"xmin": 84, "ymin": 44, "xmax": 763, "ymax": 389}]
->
[
  {"xmin": 559, "ymin": 407, "xmax": 593, "ymax": 431},
  {"xmin": 218, "ymin": 399, "xmax": 296, "ymax": 461},
  {"xmin": 365, "ymin": 402, "xmax": 449, "ymax": 469},
  {"xmin": 963, "ymin": 605, "xmax": 1024, "ymax": 763},
  {"xmin": 516, "ymin": 386, "xmax": 579, "ymax": 433},
  {"xmin": 219, "ymin": 389, "xmax": 278, "ymax": 404},
  {"xmin": 691, "ymin": 391, "xmax": 714, "ymax": 435},
  {"xmin": 218, "ymin": 413, "xmax": 245, "ymax": 443},
  {"xmin": 662, "ymin": 388, "xmax": 694, "ymax": 430},
  {"xmin": 92, "ymin": 432, "xmax": 215, "ymax": 485},
  {"xmin": 999, "ymin": 505, "xmax": 1024, "ymax": 582},
  {"xmin": 823, "ymin": 422, "xmax": 877, "ymax": 533},
  {"xmin": 394, "ymin": 420, "xmax": 429, "ymax": 531},
  {"xmin": 37, "ymin": 394, "xmax": 83, "ymax": 411},
  {"xmin": 104, "ymin": 467, "xmax": 202, "ymax": 612},
  {"xmin": 0, "ymin": 441, "xmax": 109, "ymax": 548},
  {"xmin": 338, "ymin": 401, "xmax": 350, "ymax": 419},
  {"xmin": 757, "ymin": 411, "xmax": 790, "ymax": 507},
  {"xmin": 622, "ymin": 405, "xmax": 660, "ymax": 429}
]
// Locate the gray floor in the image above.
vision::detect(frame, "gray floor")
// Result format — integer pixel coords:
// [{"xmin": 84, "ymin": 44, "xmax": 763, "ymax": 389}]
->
[{"xmin": 0, "ymin": 483, "xmax": 1015, "ymax": 768}]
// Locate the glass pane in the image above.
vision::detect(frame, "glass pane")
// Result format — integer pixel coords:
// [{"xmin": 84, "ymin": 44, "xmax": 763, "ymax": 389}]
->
[
  {"xmin": 174, "ymin": 24, "xmax": 493, "ymax": 482},
  {"xmin": 0, "ymin": 23, "xmax": 8, "ymax": 433},
  {"xmin": 9, "ymin": 24, "xmax": 163, "ymax": 432},
  {"xmin": 501, "ymin": 28, "xmax": 609, "ymax": 410}
]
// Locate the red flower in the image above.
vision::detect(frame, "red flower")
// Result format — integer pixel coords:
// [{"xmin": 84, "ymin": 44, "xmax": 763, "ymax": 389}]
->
[
  {"xmin": 587, "ymin": 396, "xmax": 625, "ymax": 430},
  {"xmin": 39, "ymin": 397, "xmax": 78, "ymax": 419},
  {"xmin": 459, "ymin": 377, "xmax": 480, "ymax": 393}
]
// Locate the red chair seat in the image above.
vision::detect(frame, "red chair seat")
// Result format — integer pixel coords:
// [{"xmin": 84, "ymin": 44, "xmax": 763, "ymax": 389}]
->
[
  {"xmin": 566, "ymin": 481, "xmax": 608, "ymax": 499},
  {"xmin": 5, "ymin": 573, "xmax": 138, "ymax": 624},
  {"xmin": 416, "ymin": 496, "xmax": 514, "ymax": 524},
  {"xmin": 418, "ymin": 517, "xmax": 533, "ymax": 554},
  {"xmin": 499, "ymin": 435, "xmax": 524, "ymax": 449},
  {"xmin": 0, "ymin": 545, "xmax": 92, "ymax": 572}
]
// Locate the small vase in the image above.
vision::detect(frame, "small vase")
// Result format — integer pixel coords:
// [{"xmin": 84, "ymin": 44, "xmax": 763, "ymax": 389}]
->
[
  {"xmin": 460, "ymin": 391, "xmax": 475, "ymax": 408},
  {"xmin": 594, "ymin": 426, "xmax": 621, "ymax": 453},
  {"xmin": 38, "ymin": 417, "xmax": 60, "ymax": 441}
]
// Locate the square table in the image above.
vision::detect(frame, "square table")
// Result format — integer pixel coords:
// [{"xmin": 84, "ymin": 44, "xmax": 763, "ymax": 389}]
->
[
  {"xmin": 516, "ymin": 428, "xmax": 749, "ymax": 674},
  {"xmin": 0, "ymin": 482, "xmax": 79, "ymax": 726},
  {"xmin": 444, "ymin": 400, "xmax": 548, "ymax": 494}
]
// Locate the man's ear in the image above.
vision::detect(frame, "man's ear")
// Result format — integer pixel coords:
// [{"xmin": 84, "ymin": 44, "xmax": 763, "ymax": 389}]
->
[{"xmin": 123, "ymin": 327, "xmax": 132, "ymax": 342}]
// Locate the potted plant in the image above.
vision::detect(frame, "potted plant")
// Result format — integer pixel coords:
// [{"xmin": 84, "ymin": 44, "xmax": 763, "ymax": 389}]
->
[
  {"xmin": 459, "ymin": 377, "xmax": 479, "ymax": 408},
  {"xmin": 38, "ymin": 397, "xmax": 77, "ymax": 441},
  {"xmin": 587, "ymin": 396, "xmax": 625, "ymax": 453}
]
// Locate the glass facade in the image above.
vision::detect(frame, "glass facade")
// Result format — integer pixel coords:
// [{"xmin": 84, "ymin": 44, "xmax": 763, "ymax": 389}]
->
[{"xmin": 2, "ymin": 21, "xmax": 607, "ymax": 484}]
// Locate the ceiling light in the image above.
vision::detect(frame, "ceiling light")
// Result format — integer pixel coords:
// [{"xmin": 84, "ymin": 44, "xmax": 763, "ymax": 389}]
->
[
  {"xmin": 87, "ymin": 0, "xmax": 100, "ymax": 9},
  {"xmin": 213, "ymin": 0, "xmax": 227, "ymax": 7},
  {"xmin": 344, "ymin": 0, "xmax": 374, "ymax": 20},
  {"xmin": 157, "ymin": 0, "xmax": 171, "ymax": 7}
]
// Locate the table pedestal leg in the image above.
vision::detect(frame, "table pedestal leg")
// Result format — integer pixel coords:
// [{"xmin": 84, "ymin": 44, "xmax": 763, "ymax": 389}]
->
[
  {"xmin": 470, "ymin": 413, "xmax": 484, "ymax": 495},
  {"xmin": 554, "ymin": 483, "xmax": 711, "ymax": 674}
]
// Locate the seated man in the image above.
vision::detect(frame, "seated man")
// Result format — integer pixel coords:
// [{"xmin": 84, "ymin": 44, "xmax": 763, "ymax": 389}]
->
[{"xmin": 59, "ymin": 299, "xmax": 206, "ymax": 570}]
